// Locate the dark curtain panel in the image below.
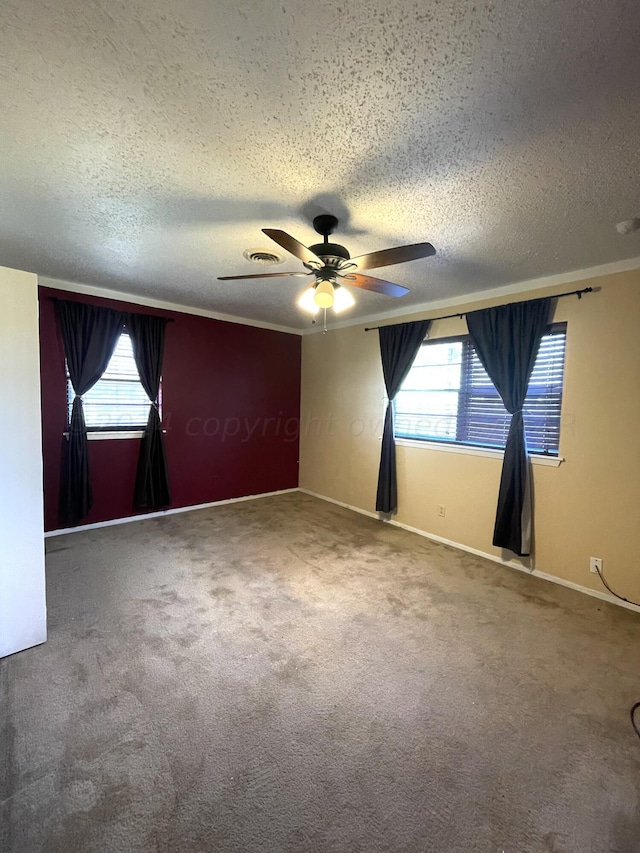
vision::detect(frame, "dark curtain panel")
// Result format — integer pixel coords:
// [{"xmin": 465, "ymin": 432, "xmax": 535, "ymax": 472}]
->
[
  {"xmin": 53, "ymin": 300, "xmax": 124, "ymax": 523},
  {"xmin": 376, "ymin": 319, "xmax": 432, "ymax": 513},
  {"xmin": 125, "ymin": 313, "xmax": 171, "ymax": 509},
  {"xmin": 466, "ymin": 298, "xmax": 551, "ymax": 556}
]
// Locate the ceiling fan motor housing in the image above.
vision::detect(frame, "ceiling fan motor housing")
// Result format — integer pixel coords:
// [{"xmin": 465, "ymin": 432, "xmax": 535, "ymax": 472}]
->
[
  {"xmin": 310, "ymin": 213, "xmax": 350, "ymax": 268},
  {"xmin": 308, "ymin": 243, "xmax": 351, "ymax": 267}
]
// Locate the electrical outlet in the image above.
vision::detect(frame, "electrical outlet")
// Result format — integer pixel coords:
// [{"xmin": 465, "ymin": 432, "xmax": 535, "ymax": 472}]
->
[
  {"xmin": 438, "ymin": 504, "xmax": 446, "ymax": 517},
  {"xmin": 590, "ymin": 557, "xmax": 603, "ymax": 574}
]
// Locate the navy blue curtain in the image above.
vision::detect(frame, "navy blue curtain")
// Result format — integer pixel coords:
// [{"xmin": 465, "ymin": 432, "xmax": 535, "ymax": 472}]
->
[
  {"xmin": 466, "ymin": 298, "xmax": 551, "ymax": 556},
  {"xmin": 376, "ymin": 320, "xmax": 431, "ymax": 514},
  {"xmin": 125, "ymin": 313, "xmax": 171, "ymax": 509},
  {"xmin": 54, "ymin": 300, "xmax": 124, "ymax": 523}
]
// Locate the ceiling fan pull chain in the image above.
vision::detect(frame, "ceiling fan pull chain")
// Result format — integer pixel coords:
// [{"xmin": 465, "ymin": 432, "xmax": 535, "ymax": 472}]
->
[{"xmin": 323, "ymin": 308, "xmax": 327, "ymax": 334}]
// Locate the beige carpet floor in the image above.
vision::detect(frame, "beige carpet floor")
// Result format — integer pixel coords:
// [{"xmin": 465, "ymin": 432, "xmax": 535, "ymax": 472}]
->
[{"xmin": 1, "ymin": 492, "xmax": 639, "ymax": 852}]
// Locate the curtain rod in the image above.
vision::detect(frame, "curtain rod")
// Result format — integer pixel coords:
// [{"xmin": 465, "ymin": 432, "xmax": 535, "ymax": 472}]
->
[
  {"xmin": 363, "ymin": 286, "xmax": 594, "ymax": 331},
  {"xmin": 51, "ymin": 296, "xmax": 174, "ymax": 323}
]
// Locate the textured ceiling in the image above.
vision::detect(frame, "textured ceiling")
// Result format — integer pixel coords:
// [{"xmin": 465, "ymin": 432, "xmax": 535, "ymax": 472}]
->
[{"xmin": 1, "ymin": 0, "xmax": 640, "ymax": 330}]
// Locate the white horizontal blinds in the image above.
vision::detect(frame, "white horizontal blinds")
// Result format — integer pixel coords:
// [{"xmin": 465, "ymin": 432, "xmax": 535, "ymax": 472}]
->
[
  {"xmin": 394, "ymin": 324, "xmax": 567, "ymax": 455},
  {"xmin": 66, "ymin": 332, "xmax": 151, "ymax": 429},
  {"xmin": 521, "ymin": 326, "xmax": 566, "ymax": 453},
  {"xmin": 457, "ymin": 338, "xmax": 510, "ymax": 449}
]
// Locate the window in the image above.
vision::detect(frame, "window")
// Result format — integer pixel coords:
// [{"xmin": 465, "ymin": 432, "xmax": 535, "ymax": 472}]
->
[
  {"xmin": 67, "ymin": 332, "xmax": 153, "ymax": 431},
  {"xmin": 394, "ymin": 324, "xmax": 567, "ymax": 455}
]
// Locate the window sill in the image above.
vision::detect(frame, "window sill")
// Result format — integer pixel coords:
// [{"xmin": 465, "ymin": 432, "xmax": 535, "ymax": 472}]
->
[
  {"xmin": 395, "ymin": 438, "xmax": 564, "ymax": 467},
  {"xmin": 63, "ymin": 430, "xmax": 146, "ymax": 440}
]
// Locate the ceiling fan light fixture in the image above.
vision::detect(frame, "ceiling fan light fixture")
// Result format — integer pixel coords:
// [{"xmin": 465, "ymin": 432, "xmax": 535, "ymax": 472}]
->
[
  {"xmin": 314, "ymin": 279, "xmax": 335, "ymax": 308},
  {"xmin": 333, "ymin": 284, "xmax": 355, "ymax": 313},
  {"xmin": 298, "ymin": 285, "xmax": 319, "ymax": 314}
]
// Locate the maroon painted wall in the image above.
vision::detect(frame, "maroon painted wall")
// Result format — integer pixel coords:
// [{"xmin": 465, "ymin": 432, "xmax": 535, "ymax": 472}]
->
[{"xmin": 39, "ymin": 286, "xmax": 301, "ymax": 531}]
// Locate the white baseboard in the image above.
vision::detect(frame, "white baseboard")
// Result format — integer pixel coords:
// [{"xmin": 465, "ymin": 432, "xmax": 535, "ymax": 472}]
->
[
  {"xmin": 44, "ymin": 488, "xmax": 299, "ymax": 538},
  {"xmin": 299, "ymin": 488, "xmax": 640, "ymax": 615}
]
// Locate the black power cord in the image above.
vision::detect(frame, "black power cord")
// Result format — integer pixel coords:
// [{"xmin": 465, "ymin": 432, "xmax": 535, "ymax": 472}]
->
[
  {"xmin": 594, "ymin": 566, "xmax": 640, "ymax": 742},
  {"xmin": 632, "ymin": 703, "xmax": 640, "ymax": 741},
  {"xmin": 595, "ymin": 565, "xmax": 640, "ymax": 608}
]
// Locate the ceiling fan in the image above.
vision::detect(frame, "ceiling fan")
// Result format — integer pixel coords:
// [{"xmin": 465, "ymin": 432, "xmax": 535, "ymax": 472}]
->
[{"xmin": 218, "ymin": 214, "xmax": 436, "ymax": 315}]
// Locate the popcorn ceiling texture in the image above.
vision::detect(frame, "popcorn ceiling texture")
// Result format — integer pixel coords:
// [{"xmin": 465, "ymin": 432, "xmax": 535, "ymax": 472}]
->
[{"xmin": 1, "ymin": 0, "xmax": 640, "ymax": 328}]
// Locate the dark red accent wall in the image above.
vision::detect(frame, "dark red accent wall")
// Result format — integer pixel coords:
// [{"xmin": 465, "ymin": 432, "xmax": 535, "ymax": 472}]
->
[{"xmin": 39, "ymin": 286, "xmax": 301, "ymax": 531}]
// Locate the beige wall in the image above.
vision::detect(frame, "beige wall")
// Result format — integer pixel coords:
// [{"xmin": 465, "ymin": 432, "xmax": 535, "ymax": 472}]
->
[{"xmin": 300, "ymin": 269, "xmax": 640, "ymax": 602}]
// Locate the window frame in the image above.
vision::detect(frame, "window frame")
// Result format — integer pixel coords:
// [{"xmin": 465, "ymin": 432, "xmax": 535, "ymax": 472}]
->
[
  {"xmin": 392, "ymin": 322, "xmax": 567, "ymax": 464},
  {"xmin": 65, "ymin": 330, "xmax": 160, "ymax": 439}
]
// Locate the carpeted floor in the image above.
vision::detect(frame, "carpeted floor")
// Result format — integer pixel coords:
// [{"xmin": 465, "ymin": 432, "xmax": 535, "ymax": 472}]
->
[{"xmin": 1, "ymin": 492, "xmax": 639, "ymax": 853}]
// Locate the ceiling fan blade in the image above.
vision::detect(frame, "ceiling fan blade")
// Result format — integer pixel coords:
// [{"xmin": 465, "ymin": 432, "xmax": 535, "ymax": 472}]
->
[
  {"xmin": 345, "ymin": 273, "xmax": 409, "ymax": 298},
  {"xmin": 217, "ymin": 271, "xmax": 310, "ymax": 280},
  {"xmin": 350, "ymin": 242, "xmax": 436, "ymax": 271},
  {"xmin": 262, "ymin": 229, "xmax": 324, "ymax": 267}
]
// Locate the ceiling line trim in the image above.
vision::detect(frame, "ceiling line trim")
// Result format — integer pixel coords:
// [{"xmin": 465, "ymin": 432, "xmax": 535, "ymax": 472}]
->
[
  {"xmin": 39, "ymin": 252, "xmax": 640, "ymax": 338},
  {"xmin": 300, "ymin": 254, "xmax": 640, "ymax": 336},
  {"xmin": 37, "ymin": 276, "xmax": 303, "ymax": 336}
]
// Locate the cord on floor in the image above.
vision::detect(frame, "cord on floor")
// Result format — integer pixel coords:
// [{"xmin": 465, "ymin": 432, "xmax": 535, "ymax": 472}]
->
[
  {"xmin": 594, "ymin": 566, "xmax": 640, "ymax": 742},
  {"xmin": 595, "ymin": 566, "xmax": 640, "ymax": 608},
  {"xmin": 632, "ymin": 703, "xmax": 640, "ymax": 741}
]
